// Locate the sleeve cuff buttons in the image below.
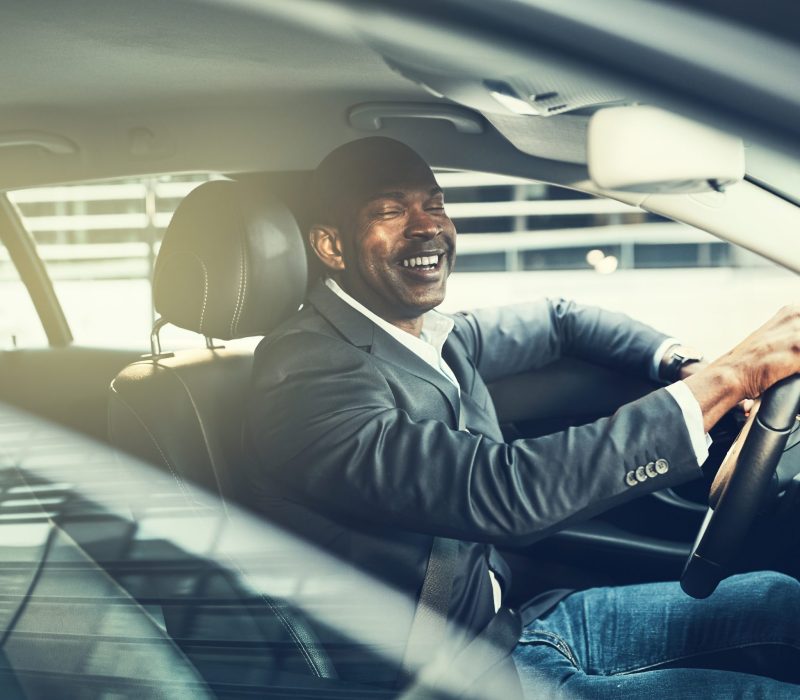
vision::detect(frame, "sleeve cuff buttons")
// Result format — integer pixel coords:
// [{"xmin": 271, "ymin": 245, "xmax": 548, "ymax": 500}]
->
[{"xmin": 626, "ymin": 459, "xmax": 669, "ymax": 486}]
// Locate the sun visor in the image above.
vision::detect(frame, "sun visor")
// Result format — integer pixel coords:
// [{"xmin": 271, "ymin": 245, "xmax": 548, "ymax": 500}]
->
[
  {"xmin": 587, "ymin": 106, "xmax": 745, "ymax": 194},
  {"xmin": 483, "ymin": 111, "xmax": 589, "ymax": 165}
]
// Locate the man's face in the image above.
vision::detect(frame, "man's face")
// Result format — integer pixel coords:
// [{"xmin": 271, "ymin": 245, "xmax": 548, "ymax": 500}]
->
[{"xmin": 337, "ymin": 175, "xmax": 456, "ymax": 321}]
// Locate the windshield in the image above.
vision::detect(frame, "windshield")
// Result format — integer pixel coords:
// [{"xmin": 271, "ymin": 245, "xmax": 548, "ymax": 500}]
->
[{"xmin": 747, "ymin": 144, "xmax": 800, "ymax": 205}]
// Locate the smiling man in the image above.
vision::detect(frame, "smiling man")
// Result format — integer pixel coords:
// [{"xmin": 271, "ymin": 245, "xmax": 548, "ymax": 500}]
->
[
  {"xmin": 307, "ymin": 137, "xmax": 456, "ymax": 333},
  {"xmin": 247, "ymin": 137, "xmax": 800, "ymax": 698}
]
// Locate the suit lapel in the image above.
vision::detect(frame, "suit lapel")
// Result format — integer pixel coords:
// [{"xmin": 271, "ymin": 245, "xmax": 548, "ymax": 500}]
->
[
  {"xmin": 307, "ymin": 280, "xmax": 375, "ymax": 348},
  {"xmin": 307, "ymin": 280, "xmax": 461, "ymax": 425}
]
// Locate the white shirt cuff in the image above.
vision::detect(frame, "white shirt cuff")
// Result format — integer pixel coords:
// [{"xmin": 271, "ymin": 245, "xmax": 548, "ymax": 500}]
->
[
  {"xmin": 665, "ymin": 381, "xmax": 712, "ymax": 466},
  {"xmin": 651, "ymin": 337, "xmax": 681, "ymax": 382}
]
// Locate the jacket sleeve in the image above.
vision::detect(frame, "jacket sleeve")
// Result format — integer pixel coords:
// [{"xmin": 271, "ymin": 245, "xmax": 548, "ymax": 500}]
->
[
  {"xmin": 453, "ymin": 298, "xmax": 672, "ymax": 384},
  {"xmin": 247, "ymin": 330, "xmax": 701, "ymax": 546}
]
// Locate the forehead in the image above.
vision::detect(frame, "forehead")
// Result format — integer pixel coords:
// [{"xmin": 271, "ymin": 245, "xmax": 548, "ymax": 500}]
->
[
  {"xmin": 350, "ymin": 164, "xmax": 440, "ymax": 207},
  {"xmin": 362, "ymin": 180, "xmax": 442, "ymax": 203}
]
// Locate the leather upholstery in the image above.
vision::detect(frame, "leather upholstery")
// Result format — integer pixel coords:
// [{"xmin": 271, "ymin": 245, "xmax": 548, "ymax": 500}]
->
[
  {"xmin": 111, "ymin": 179, "xmax": 310, "ymax": 499},
  {"xmin": 108, "ymin": 181, "xmax": 340, "ymax": 683},
  {"xmin": 108, "ymin": 347, "xmax": 254, "ymax": 501},
  {"xmin": 153, "ymin": 180, "xmax": 307, "ymax": 340}
]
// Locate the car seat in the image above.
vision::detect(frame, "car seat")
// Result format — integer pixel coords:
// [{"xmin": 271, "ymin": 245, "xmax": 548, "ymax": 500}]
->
[
  {"xmin": 106, "ymin": 179, "xmax": 346, "ymax": 686},
  {"xmin": 108, "ymin": 179, "xmax": 307, "ymax": 504}
]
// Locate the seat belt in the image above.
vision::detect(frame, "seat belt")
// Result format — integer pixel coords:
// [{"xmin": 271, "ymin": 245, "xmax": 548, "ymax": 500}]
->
[
  {"xmin": 400, "ymin": 406, "xmax": 466, "ymax": 680},
  {"xmin": 400, "ymin": 408, "xmax": 522, "ymax": 699},
  {"xmin": 400, "ymin": 536, "xmax": 459, "ymax": 678}
]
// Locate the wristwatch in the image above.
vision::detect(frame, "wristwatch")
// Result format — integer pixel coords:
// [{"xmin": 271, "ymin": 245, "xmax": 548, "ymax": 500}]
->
[{"xmin": 660, "ymin": 344, "xmax": 704, "ymax": 383}]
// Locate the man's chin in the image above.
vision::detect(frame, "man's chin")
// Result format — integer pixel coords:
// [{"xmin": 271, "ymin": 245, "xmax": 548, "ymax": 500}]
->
[{"xmin": 404, "ymin": 290, "xmax": 447, "ymax": 315}]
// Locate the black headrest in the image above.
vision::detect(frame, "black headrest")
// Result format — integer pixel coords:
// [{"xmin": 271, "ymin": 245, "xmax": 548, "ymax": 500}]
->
[{"xmin": 153, "ymin": 180, "xmax": 307, "ymax": 340}]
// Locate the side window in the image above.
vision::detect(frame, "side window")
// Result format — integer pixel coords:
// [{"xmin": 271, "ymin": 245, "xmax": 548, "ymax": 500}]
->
[
  {"xmin": 437, "ymin": 171, "xmax": 800, "ymax": 359},
  {"xmin": 8, "ymin": 175, "xmax": 221, "ymax": 349},
  {"xmin": 0, "ymin": 239, "xmax": 48, "ymax": 349}
]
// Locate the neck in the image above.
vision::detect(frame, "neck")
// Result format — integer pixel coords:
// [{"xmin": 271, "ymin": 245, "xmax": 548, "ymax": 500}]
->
[
  {"xmin": 390, "ymin": 316, "xmax": 424, "ymax": 337},
  {"xmin": 332, "ymin": 276, "xmax": 425, "ymax": 337}
]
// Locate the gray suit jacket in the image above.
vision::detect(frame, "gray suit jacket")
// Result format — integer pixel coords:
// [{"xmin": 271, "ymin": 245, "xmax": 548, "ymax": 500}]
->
[{"xmin": 245, "ymin": 280, "xmax": 701, "ymax": 686}]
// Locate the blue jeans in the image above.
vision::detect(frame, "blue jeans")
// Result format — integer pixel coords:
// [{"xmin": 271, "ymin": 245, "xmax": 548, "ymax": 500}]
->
[{"xmin": 513, "ymin": 571, "xmax": 800, "ymax": 699}]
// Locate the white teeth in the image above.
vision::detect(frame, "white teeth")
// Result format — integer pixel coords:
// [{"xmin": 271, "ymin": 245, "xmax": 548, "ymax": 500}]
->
[{"xmin": 403, "ymin": 254, "xmax": 441, "ymax": 268}]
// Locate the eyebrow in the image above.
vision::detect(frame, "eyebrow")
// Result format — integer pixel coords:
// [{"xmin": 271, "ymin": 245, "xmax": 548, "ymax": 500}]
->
[{"xmin": 364, "ymin": 186, "xmax": 443, "ymax": 204}]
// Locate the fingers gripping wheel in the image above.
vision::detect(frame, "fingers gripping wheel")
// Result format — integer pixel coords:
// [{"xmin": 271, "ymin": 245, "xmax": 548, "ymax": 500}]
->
[{"xmin": 681, "ymin": 374, "xmax": 800, "ymax": 599}]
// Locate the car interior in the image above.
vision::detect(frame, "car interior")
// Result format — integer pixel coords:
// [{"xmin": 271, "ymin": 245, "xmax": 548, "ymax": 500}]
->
[{"xmin": 1, "ymin": 0, "xmax": 800, "ymax": 697}]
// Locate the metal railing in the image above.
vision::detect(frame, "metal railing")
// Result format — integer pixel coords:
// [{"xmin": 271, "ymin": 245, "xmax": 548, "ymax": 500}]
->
[{"xmin": 5, "ymin": 172, "xmax": 734, "ymax": 280}]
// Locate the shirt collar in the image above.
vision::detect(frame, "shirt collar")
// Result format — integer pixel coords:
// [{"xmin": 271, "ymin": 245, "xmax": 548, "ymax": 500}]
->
[{"xmin": 324, "ymin": 278, "xmax": 454, "ymax": 355}]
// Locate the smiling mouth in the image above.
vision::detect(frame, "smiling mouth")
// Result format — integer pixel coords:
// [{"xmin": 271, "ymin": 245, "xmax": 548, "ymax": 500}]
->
[{"xmin": 399, "ymin": 253, "xmax": 444, "ymax": 272}]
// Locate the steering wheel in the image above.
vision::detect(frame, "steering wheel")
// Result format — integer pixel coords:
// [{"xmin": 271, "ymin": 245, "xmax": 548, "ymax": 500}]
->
[{"xmin": 681, "ymin": 373, "xmax": 800, "ymax": 599}]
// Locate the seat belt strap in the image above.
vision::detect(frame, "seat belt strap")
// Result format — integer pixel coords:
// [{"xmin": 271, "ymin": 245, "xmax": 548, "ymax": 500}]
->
[
  {"xmin": 400, "ymin": 408, "xmax": 462, "ymax": 678},
  {"xmin": 402, "ymin": 407, "xmax": 522, "ymax": 697},
  {"xmin": 400, "ymin": 536, "xmax": 459, "ymax": 677}
]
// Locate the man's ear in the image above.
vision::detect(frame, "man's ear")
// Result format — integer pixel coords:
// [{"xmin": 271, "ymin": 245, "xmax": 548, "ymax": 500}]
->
[{"xmin": 308, "ymin": 225, "xmax": 346, "ymax": 272}]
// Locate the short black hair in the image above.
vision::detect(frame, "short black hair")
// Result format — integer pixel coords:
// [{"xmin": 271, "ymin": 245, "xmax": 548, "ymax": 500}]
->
[{"xmin": 310, "ymin": 137, "xmax": 436, "ymax": 229}]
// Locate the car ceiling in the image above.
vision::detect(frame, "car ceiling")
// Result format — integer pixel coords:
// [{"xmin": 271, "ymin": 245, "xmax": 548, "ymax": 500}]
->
[
  {"xmin": 0, "ymin": 1, "xmax": 415, "ymax": 107},
  {"xmin": 1, "ymin": 0, "xmax": 799, "ymax": 191},
  {"xmin": 0, "ymin": 0, "xmax": 433, "ymax": 188}
]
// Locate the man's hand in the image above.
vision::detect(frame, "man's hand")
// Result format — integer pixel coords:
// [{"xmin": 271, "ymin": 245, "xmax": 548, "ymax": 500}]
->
[
  {"xmin": 679, "ymin": 361, "xmax": 754, "ymax": 415},
  {"xmin": 683, "ymin": 305, "xmax": 800, "ymax": 432}
]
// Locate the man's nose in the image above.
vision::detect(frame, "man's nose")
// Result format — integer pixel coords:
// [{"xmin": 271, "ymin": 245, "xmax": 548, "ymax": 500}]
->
[{"xmin": 405, "ymin": 208, "xmax": 440, "ymax": 239}]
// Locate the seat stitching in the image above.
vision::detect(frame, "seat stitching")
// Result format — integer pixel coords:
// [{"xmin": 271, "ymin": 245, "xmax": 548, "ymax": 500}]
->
[
  {"xmin": 110, "ymin": 369, "xmax": 327, "ymax": 678},
  {"xmin": 108, "ymin": 383, "xmax": 191, "ymax": 503},
  {"xmin": 197, "ymin": 256, "xmax": 209, "ymax": 334},
  {"xmin": 153, "ymin": 364, "xmax": 329, "ymax": 675},
  {"xmin": 154, "ymin": 251, "xmax": 209, "ymax": 334},
  {"xmin": 233, "ymin": 237, "xmax": 248, "ymax": 336},
  {"xmin": 230, "ymin": 236, "xmax": 245, "ymax": 338},
  {"xmin": 220, "ymin": 556, "xmax": 327, "ymax": 677},
  {"xmin": 154, "ymin": 361, "xmax": 230, "ymax": 515},
  {"xmin": 259, "ymin": 590, "xmax": 326, "ymax": 676}
]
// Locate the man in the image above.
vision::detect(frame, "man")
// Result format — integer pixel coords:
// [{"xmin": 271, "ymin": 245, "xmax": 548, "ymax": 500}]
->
[{"xmin": 247, "ymin": 136, "xmax": 800, "ymax": 698}]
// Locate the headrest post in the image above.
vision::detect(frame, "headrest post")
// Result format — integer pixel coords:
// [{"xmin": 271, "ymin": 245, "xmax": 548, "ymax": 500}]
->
[
  {"xmin": 143, "ymin": 317, "xmax": 174, "ymax": 361},
  {"xmin": 205, "ymin": 336, "xmax": 225, "ymax": 350}
]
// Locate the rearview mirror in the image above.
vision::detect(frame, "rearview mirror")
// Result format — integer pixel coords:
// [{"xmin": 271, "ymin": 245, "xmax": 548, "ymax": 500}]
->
[{"xmin": 587, "ymin": 105, "xmax": 745, "ymax": 193}]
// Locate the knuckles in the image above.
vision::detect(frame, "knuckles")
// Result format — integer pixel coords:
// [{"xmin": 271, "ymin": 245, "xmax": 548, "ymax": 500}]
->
[{"xmin": 779, "ymin": 304, "xmax": 800, "ymax": 320}]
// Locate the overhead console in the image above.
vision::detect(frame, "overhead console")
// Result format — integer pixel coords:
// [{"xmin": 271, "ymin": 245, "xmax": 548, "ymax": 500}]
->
[
  {"xmin": 379, "ymin": 54, "xmax": 626, "ymax": 166},
  {"xmin": 383, "ymin": 57, "xmax": 625, "ymax": 120}
]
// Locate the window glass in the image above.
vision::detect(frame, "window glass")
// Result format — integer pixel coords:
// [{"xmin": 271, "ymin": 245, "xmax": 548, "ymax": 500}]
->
[
  {"xmin": 0, "ymin": 239, "xmax": 48, "ymax": 349},
  {"xmin": 438, "ymin": 171, "xmax": 800, "ymax": 360},
  {"xmin": 9, "ymin": 175, "xmax": 221, "ymax": 350}
]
